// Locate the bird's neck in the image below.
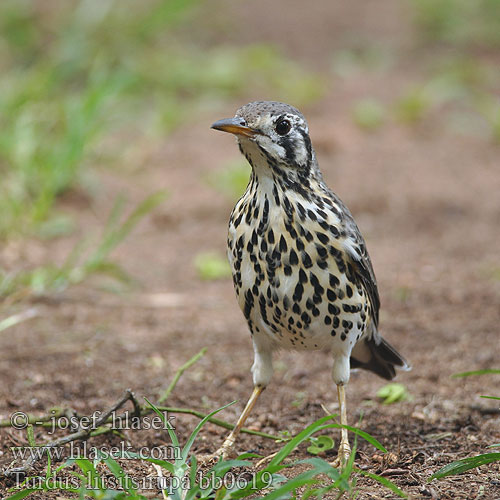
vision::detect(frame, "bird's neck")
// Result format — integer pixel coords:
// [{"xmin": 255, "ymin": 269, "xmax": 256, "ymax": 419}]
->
[{"xmin": 239, "ymin": 140, "xmax": 325, "ymax": 205}]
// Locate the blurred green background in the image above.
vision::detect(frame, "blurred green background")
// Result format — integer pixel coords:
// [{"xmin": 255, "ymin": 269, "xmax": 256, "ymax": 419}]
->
[{"xmin": 0, "ymin": 0, "xmax": 499, "ymax": 303}]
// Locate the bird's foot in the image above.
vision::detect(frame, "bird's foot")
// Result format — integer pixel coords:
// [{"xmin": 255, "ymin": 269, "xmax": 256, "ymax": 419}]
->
[
  {"xmin": 197, "ymin": 443, "xmax": 235, "ymax": 467},
  {"xmin": 330, "ymin": 441, "xmax": 351, "ymax": 469}
]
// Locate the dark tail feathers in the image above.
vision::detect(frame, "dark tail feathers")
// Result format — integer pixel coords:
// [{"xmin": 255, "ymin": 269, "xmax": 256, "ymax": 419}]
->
[{"xmin": 350, "ymin": 336, "xmax": 410, "ymax": 380}]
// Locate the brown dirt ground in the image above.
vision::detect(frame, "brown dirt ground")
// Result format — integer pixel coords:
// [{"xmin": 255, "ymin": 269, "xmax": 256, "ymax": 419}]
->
[{"xmin": 1, "ymin": 1, "xmax": 500, "ymax": 499}]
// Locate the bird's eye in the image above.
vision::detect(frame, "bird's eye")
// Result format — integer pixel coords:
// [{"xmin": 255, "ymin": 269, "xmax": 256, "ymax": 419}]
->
[{"xmin": 275, "ymin": 118, "xmax": 291, "ymax": 136}]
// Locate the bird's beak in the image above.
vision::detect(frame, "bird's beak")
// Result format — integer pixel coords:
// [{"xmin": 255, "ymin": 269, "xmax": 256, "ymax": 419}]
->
[{"xmin": 211, "ymin": 117, "xmax": 260, "ymax": 138}]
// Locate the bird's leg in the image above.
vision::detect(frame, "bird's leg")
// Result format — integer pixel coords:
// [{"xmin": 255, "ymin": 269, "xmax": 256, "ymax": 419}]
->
[
  {"xmin": 331, "ymin": 383, "xmax": 351, "ymax": 468},
  {"xmin": 200, "ymin": 340, "xmax": 271, "ymax": 464},
  {"xmin": 213, "ymin": 385, "xmax": 264, "ymax": 460}
]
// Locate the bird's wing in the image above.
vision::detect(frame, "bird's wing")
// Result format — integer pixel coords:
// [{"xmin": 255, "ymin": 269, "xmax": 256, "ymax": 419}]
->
[
  {"xmin": 343, "ymin": 230, "xmax": 380, "ymax": 328},
  {"xmin": 326, "ymin": 192, "xmax": 381, "ymax": 328}
]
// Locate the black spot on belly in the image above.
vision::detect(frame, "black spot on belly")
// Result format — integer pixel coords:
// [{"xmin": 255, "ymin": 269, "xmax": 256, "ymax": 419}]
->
[
  {"xmin": 273, "ymin": 185, "xmax": 280, "ymax": 205},
  {"xmin": 268, "ymin": 229, "xmax": 275, "ymax": 244},
  {"xmin": 329, "ymin": 274, "xmax": 340, "ymax": 287},
  {"xmin": 300, "ymin": 312, "xmax": 310, "ymax": 324},
  {"xmin": 302, "ymin": 252, "xmax": 313, "ymax": 268},
  {"xmin": 316, "ymin": 245, "xmax": 327, "ymax": 259},
  {"xmin": 299, "ymin": 269, "xmax": 308, "ymax": 283},
  {"xmin": 328, "ymin": 304, "xmax": 340, "ymax": 315},
  {"xmin": 316, "ymin": 232, "xmax": 329, "ymax": 244},
  {"xmin": 244, "ymin": 289, "xmax": 254, "ymax": 319},
  {"xmin": 293, "ymin": 283, "xmax": 304, "ymax": 302},
  {"xmin": 309, "ymin": 273, "xmax": 324, "ymax": 295},
  {"xmin": 279, "ymin": 235, "xmax": 288, "ymax": 252}
]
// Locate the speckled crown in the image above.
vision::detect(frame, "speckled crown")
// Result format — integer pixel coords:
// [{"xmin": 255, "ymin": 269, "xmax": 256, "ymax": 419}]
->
[{"xmin": 235, "ymin": 101, "xmax": 306, "ymax": 123}]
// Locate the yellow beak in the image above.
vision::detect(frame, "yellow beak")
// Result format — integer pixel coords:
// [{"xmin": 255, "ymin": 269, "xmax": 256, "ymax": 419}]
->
[{"xmin": 211, "ymin": 117, "xmax": 260, "ymax": 138}]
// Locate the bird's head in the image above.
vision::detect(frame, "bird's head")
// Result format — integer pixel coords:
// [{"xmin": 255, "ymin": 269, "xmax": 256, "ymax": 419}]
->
[{"xmin": 211, "ymin": 101, "xmax": 315, "ymax": 172}]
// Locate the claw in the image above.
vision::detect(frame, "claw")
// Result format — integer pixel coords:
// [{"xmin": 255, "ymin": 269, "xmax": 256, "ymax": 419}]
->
[
  {"xmin": 330, "ymin": 442, "xmax": 351, "ymax": 469},
  {"xmin": 197, "ymin": 444, "xmax": 234, "ymax": 467}
]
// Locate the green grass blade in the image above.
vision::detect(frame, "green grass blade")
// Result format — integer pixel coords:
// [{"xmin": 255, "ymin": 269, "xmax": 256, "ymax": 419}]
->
[
  {"xmin": 429, "ymin": 453, "xmax": 500, "ymax": 480},
  {"xmin": 144, "ymin": 397, "xmax": 179, "ymax": 449},
  {"xmin": 124, "ymin": 448, "xmax": 177, "ymax": 475},
  {"xmin": 4, "ymin": 490, "xmax": 38, "ymax": 500},
  {"xmin": 46, "ymin": 449, "xmax": 52, "ymax": 480},
  {"xmin": 184, "ymin": 456, "xmax": 203, "ymax": 500},
  {"xmin": 267, "ymin": 415, "xmax": 337, "ymax": 468},
  {"xmin": 182, "ymin": 401, "xmax": 236, "ymax": 461},
  {"xmin": 74, "ymin": 458, "xmax": 105, "ymax": 490},
  {"xmin": 158, "ymin": 347, "xmax": 207, "ymax": 403},
  {"xmin": 0, "ymin": 308, "xmax": 38, "ymax": 333},
  {"xmin": 358, "ymin": 471, "xmax": 408, "ymax": 498},
  {"xmin": 104, "ymin": 456, "xmax": 137, "ymax": 494},
  {"xmin": 210, "ymin": 459, "xmax": 253, "ymax": 476},
  {"xmin": 236, "ymin": 452, "xmax": 263, "ymax": 459},
  {"xmin": 226, "ymin": 470, "xmax": 290, "ymax": 499},
  {"xmin": 480, "ymin": 395, "xmax": 500, "ymax": 400},
  {"xmin": 299, "ymin": 457, "xmax": 341, "ymax": 480},
  {"xmin": 452, "ymin": 369, "xmax": 500, "ymax": 378},
  {"xmin": 333, "ymin": 424, "xmax": 387, "ymax": 453},
  {"xmin": 26, "ymin": 424, "xmax": 36, "ymax": 447},
  {"xmin": 251, "ymin": 468, "xmax": 323, "ymax": 500},
  {"xmin": 265, "ymin": 417, "xmax": 386, "ymax": 470},
  {"xmin": 140, "ymin": 457, "xmax": 175, "ymax": 475}
]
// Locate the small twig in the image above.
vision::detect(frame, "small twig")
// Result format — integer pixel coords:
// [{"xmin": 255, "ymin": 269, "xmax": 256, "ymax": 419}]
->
[
  {"xmin": 129, "ymin": 390, "xmax": 142, "ymax": 417},
  {"xmin": 154, "ymin": 406, "xmax": 279, "ymax": 440},
  {"xmin": 1, "ymin": 390, "xmax": 138, "ymax": 479},
  {"xmin": 158, "ymin": 348, "xmax": 207, "ymax": 403},
  {"xmin": 255, "ymin": 451, "xmax": 279, "ymax": 468},
  {"xmin": 0, "ymin": 349, "xmax": 281, "ymax": 481},
  {"xmin": 0, "ymin": 408, "xmax": 68, "ymax": 428},
  {"xmin": 0, "ymin": 404, "xmax": 279, "ymax": 445},
  {"xmin": 1, "ymin": 350, "xmax": 208, "ymax": 479},
  {"xmin": 92, "ymin": 389, "xmax": 138, "ymax": 428}
]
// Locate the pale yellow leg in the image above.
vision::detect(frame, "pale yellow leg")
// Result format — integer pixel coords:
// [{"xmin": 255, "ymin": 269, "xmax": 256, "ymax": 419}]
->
[
  {"xmin": 215, "ymin": 385, "xmax": 264, "ymax": 460},
  {"xmin": 331, "ymin": 384, "xmax": 351, "ymax": 468}
]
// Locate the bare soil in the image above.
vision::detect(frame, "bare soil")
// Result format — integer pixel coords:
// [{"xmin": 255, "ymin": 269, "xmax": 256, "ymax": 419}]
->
[{"xmin": 1, "ymin": 1, "xmax": 499, "ymax": 499}]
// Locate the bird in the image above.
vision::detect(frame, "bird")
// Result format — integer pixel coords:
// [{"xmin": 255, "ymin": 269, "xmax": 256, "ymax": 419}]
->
[{"xmin": 210, "ymin": 101, "xmax": 409, "ymax": 466}]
